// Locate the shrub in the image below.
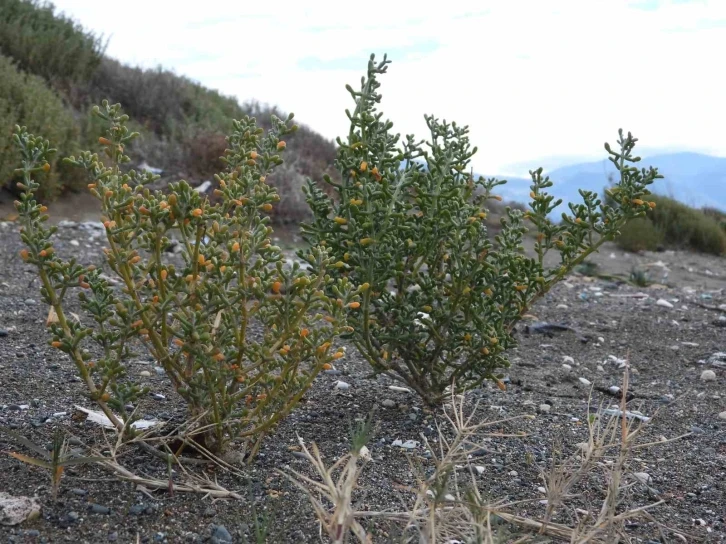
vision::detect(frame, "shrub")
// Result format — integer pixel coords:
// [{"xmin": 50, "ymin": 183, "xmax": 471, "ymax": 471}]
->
[
  {"xmin": 0, "ymin": 0, "xmax": 105, "ymax": 86},
  {"xmin": 615, "ymin": 194, "xmax": 726, "ymax": 255},
  {"xmin": 614, "ymin": 216, "xmax": 663, "ymax": 252},
  {"xmin": 0, "ymin": 53, "xmax": 82, "ymax": 200},
  {"xmin": 301, "ymin": 55, "xmax": 661, "ymax": 405},
  {"xmin": 13, "ymin": 101, "xmax": 357, "ymax": 456}
]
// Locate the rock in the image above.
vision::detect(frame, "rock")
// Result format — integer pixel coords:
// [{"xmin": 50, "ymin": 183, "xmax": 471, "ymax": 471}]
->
[
  {"xmin": 70, "ymin": 488, "xmax": 87, "ymax": 497},
  {"xmin": 391, "ymin": 439, "xmax": 418, "ymax": 449},
  {"xmin": 69, "ymin": 239, "xmax": 80, "ymax": 247},
  {"xmin": 381, "ymin": 399, "xmax": 396, "ymax": 408},
  {"xmin": 706, "ymin": 352, "xmax": 726, "ymax": 368},
  {"xmin": 151, "ymin": 393, "xmax": 166, "ymax": 401},
  {"xmin": 556, "ymin": 304, "xmax": 568, "ymax": 309},
  {"xmin": 579, "ymin": 377, "xmax": 592, "ymax": 386},
  {"xmin": 608, "ymin": 386, "xmax": 621, "ymax": 395},
  {"xmin": 0, "ymin": 492, "xmax": 41, "ymax": 526},
  {"xmin": 139, "ymin": 370, "xmax": 151, "ymax": 377},
  {"xmin": 656, "ymin": 299, "xmax": 673, "ymax": 309},
  {"xmin": 89, "ymin": 503, "xmax": 110, "ymax": 515},
  {"xmin": 0, "ymin": 329, "xmax": 7, "ymax": 337},
  {"xmin": 562, "ymin": 364, "xmax": 572, "ymax": 371},
  {"xmin": 633, "ymin": 472, "xmax": 651, "ymax": 484},
  {"xmin": 128, "ymin": 504, "xmax": 145, "ymax": 516},
  {"xmin": 474, "ymin": 466, "xmax": 485, "ymax": 475},
  {"xmin": 334, "ymin": 380, "xmax": 350, "ymax": 390},
  {"xmin": 700, "ymin": 370, "xmax": 716, "ymax": 382},
  {"xmin": 718, "ymin": 411, "xmax": 726, "ymax": 421},
  {"xmin": 66, "ymin": 511, "xmax": 79, "ymax": 523},
  {"xmin": 539, "ymin": 404, "xmax": 551, "ymax": 414},
  {"xmin": 211, "ymin": 525, "xmax": 233, "ymax": 543},
  {"xmin": 563, "ymin": 356, "xmax": 575, "ymax": 365},
  {"xmin": 108, "ymin": 532, "xmax": 119, "ymax": 541},
  {"xmin": 389, "ymin": 385, "xmax": 411, "ymax": 393}
]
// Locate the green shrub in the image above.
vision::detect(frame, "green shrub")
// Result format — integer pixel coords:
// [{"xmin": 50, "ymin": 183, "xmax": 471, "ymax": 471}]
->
[
  {"xmin": 301, "ymin": 55, "xmax": 662, "ymax": 404},
  {"xmin": 14, "ymin": 102, "xmax": 357, "ymax": 456},
  {"xmin": 0, "ymin": 53, "xmax": 82, "ymax": 200},
  {"xmin": 614, "ymin": 194, "xmax": 726, "ymax": 255},
  {"xmin": 0, "ymin": 0, "xmax": 105, "ymax": 85},
  {"xmin": 614, "ymin": 216, "xmax": 663, "ymax": 252}
]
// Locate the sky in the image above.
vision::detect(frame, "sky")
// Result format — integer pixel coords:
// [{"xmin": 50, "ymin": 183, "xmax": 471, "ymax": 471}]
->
[{"xmin": 51, "ymin": 0, "xmax": 726, "ymax": 176}]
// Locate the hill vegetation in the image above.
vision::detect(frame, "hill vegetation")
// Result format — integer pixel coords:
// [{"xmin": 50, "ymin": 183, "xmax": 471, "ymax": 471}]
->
[{"xmin": 0, "ymin": 0, "xmax": 337, "ymax": 222}]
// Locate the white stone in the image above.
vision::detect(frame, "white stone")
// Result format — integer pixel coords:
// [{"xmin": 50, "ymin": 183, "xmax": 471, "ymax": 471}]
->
[
  {"xmin": 656, "ymin": 299, "xmax": 674, "ymax": 309},
  {"xmin": 508, "ymin": 470, "xmax": 518, "ymax": 477},
  {"xmin": 474, "ymin": 465, "xmax": 485, "ymax": 475},
  {"xmin": 69, "ymin": 239, "xmax": 79, "ymax": 247},
  {"xmin": 579, "ymin": 377, "xmax": 592, "ymax": 386},
  {"xmin": 0, "ymin": 493, "xmax": 41, "ymax": 526},
  {"xmin": 335, "ymin": 381, "xmax": 351, "ymax": 390},
  {"xmin": 562, "ymin": 364, "xmax": 572, "ymax": 371},
  {"xmin": 608, "ymin": 386, "xmax": 621, "ymax": 395},
  {"xmin": 381, "ymin": 399, "xmax": 396, "ymax": 408},
  {"xmin": 718, "ymin": 411, "xmax": 726, "ymax": 421},
  {"xmin": 556, "ymin": 304, "xmax": 568, "ymax": 309},
  {"xmin": 392, "ymin": 439, "xmax": 418, "ymax": 449},
  {"xmin": 388, "ymin": 385, "xmax": 411, "ymax": 393},
  {"xmin": 139, "ymin": 370, "xmax": 151, "ymax": 377},
  {"xmin": 700, "ymin": 370, "xmax": 716, "ymax": 382},
  {"xmin": 539, "ymin": 404, "xmax": 551, "ymax": 413},
  {"xmin": 563, "ymin": 356, "xmax": 575, "ymax": 365},
  {"xmin": 537, "ymin": 486, "xmax": 546, "ymax": 494}
]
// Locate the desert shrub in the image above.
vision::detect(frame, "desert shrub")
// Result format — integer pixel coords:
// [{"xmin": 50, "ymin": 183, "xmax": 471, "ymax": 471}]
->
[
  {"xmin": 302, "ymin": 55, "xmax": 661, "ymax": 404},
  {"xmin": 615, "ymin": 194, "xmax": 726, "ymax": 255},
  {"xmin": 614, "ymin": 217, "xmax": 663, "ymax": 252},
  {"xmin": 702, "ymin": 206, "xmax": 726, "ymax": 232},
  {"xmin": 181, "ymin": 127, "xmax": 228, "ymax": 178},
  {"xmin": 0, "ymin": 0, "xmax": 105, "ymax": 86},
  {"xmin": 13, "ymin": 101, "xmax": 358, "ymax": 456},
  {"xmin": 0, "ymin": 53, "xmax": 82, "ymax": 200}
]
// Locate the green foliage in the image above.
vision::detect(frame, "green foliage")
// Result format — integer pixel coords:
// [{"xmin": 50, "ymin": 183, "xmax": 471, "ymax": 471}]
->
[
  {"xmin": 615, "ymin": 194, "xmax": 726, "ymax": 255},
  {"xmin": 613, "ymin": 216, "xmax": 663, "ymax": 252},
  {"xmin": 302, "ymin": 55, "xmax": 662, "ymax": 404},
  {"xmin": 13, "ymin": 102, "xmax": 357, "ymax": 456},
  {"xmin": 0, "ymin": 0, "xmax": 105, "ymax": 85},
  {"xmin": 0, "ymin": 53, "xmax": 82, "ymax": 200},
  {"xmin": 628, "ymin": 267, "xmax": 652, "ymax": 287}
]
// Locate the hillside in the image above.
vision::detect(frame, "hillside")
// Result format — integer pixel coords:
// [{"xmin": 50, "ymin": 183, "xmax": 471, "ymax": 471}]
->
[{"xmin": 0, "ymin": 0, "xmax": 338, "ymax": 222}]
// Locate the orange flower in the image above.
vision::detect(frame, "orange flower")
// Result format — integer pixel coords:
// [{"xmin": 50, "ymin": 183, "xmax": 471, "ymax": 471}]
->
[
  {"xmin": 300, "ymin": 328, "xmax": 310, "ymax": 338},
  {"xmin": 100, "ymin": 393, "xmax": 111, "ymax": 402},
  {"xmin": 192, "ymin": 208, "xmax": 203, "ymax": 217},
  {"xmin": 631, "ymin": 198, "xmax": 644, "ymax": 206},
  {"xmin": 130, "ymin": 255, "xmax": 141, "ymax": 264},
  {"xmin": 197, "ymin": 254, "xmax": 206, "ymax": 265},
  {"xmin": 360, "ymin": 161, "xmax": 368, "ymax": 172},
  {"xmin": 41, "ymin": 163, "xmax": 50, "ymax": 173},
  {"xmin": 51, "ymin": 341, "xmax": 62, "ymax": 348},
  {"xmin": 272, "ymin": 281, "xmax": 282, "ymax": 293},
  {"xmin": 262, "ymin": 203, "xmax": 273, "ymax": 212},
  {"xmin": 214, "ymin": 352, "xmax": 225, "ymax": 361},
  {"xmin": 98, "ymin": 137, "xmax": 112, "ymax": 146},
  {"xmin": 334, "ymin": 216, "xmax": 347, "ymax": 225},
  {"xmin": 173, "ymin": 338, "xmax": 184, "ymax": 347},
  {"xmin": 332, "ymin": 351, "xmax": 344, "ymax": 360},
  {"xmin": 322, "ymin": 363, "xmax": 332, "ymax": 370},
  {"xmin": 19, "ymin": 249, "xmax": 29, "ymax": 261},
  {"xmin": 348, "ymin": 301, "xmax": 361, "ymax": 309},
  {"xmin": 648, "ymin": 201, "xmax": 656, "ymax": 209},
  {"xmin": 250, "ymin": 150, "xmax": 259, "ymax": 160},
  {"xmin": 160, "ymin": 269, "xmax": 168, "ymax": 281},
  {"xmin": 496, "ymin": 379, "xmax": 506, "ymax": 391},
  {"xmin": 131, "ymin": 320, "xmax": 143, "ymax": 328},
  {"xmin": 277, "ymin": 141, "xmax": 286, "ymax": 150},
  {"xmin": 232, "ymin": 242, "xmax": 240, "ymax": 252},
  {"xmin": 39, "ymin": 249, "xmax": 47, "ymax": 257}
]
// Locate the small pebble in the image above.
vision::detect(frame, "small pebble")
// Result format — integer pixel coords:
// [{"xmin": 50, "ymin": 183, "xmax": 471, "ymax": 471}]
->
[
  {"xmin": 700, "ymin": 370, "xmax": 716, "ymax": 381},
  {"xmin": 563, "ymin": 356, "xmax": 575, "ymax": 365},
  {"xmin": 656, "ymin": 298, "xmax": 674, "ymax": 309},
  {"xmin": 578, "ymin": 377, "xmax": 592, "ymax": 386},
  {"xmin": 108, "ymin": 532, "xmax": 119, "ymax": 541},
  {"xmin": 634, "ymin": 472, "xmax": 651, "ymax": 484},
  {"xmin": 212, "ymin": 525, "xmax": 233, "ymax": 543},
  {"xmin": 334, "ymin": 380, "xmax": 350, "ymax": 390},
  {"xmin": 562, "ymin": 364, "xmax": 572, "ymax": 371},
  {"xmin": 381, "ymin": 399, "xmax": 396, "ymax": 408},
  {"xmin": 89, "ymin": 503, "xmax": 110, "ymax": 514},
  {"xmin": 718, "ymin": 411, "xmax": 726, "ymax": 421},
  {"xmin": 539, "ymin": 404, "xmax": 551, "ymax": 414},
  {"xmin": 389, "ymin": 385, "xmax": 411, "ymax": 393},
  {"xmin": 70, "ymin": 240, "xmax": 80, "ymax": 247},
  {"xmin": 139, "ymin": 370, "xmax": 151, "ymax": 377}
]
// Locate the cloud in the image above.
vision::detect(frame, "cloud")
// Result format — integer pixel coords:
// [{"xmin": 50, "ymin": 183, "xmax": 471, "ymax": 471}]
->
[{"xmin": 50, "ymin": 0, "xmax": 726, "ymax": 173}]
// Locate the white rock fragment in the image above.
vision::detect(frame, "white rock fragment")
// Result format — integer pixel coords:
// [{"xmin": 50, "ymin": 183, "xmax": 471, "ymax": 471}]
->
[
  {"xmin": 608, "ymin": 386, "xmax": 621, "ymax": 395},
  {"xmin": 69, "ymin": 239, "xmax": 79, "ymax": 247},
  {"xmin": 718, "ymin": 411, "xmax": 726, "ymax": 421},
  {"xmin": 656, "ymin": 299, "xmax": 673, "ymax": 309},
  {"xmin": 508, "ymin": 470, "xmax": 518, "ymax": 477},
  {"xmin": 391, "ymin": 439, "xmax": 419, "ymax": 449},
  {"xmin": 700, "ymin": 370, "xmax": 716, "ymax": 382},
  {"xmin": 556, "ymin": 304, "xmax": 568, "ymax": 309},
  {"xmin": 474, "ymin": 465, "xmax": 485, "ymax": 475},
  {"xmin": 388, "ymin": 385, "xmax": 411, "ymax": 393},
  {"xmin": 73, "ymin": 405, "xmax": 161, "ymax": 431},
  {"xmin": 0, "ymin": 492, "xmax": 41, "ymax": 526},
  {"xmin": 335, "ymin": 380, "xmax": 351, "ymax": 390},
  {"xmin": 139, "ymin": 370, "xmax": 151, "ymax": 377},
  {"xmin": 562, "ymin": 364, "xmax": 572, "ymax": 371},
  {"xmin": 579, "ymin": 377, "xmax": 592, "ymax": 386},
  {"xmin": 381, "ymin": 399, "xmax": 396, "ymax": 408},
  {"xmin": 562, "ymin": 356, "xmax": 574, "ymax": 365},
  {"xmin": 537, "ymin": 486, "xmax": 546, "ymax": 494},
  {"xmin": 539, "ymin": 404, "xmax": 551, "ymax": 414}
]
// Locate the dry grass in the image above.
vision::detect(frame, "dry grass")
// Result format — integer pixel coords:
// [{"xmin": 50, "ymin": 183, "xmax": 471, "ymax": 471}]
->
[{"xmin": 283, "ymin": 363, "xmax": 693, "ymax": 543}]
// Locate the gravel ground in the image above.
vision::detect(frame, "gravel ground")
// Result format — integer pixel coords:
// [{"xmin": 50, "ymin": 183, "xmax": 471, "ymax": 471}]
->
[{"xmin": 0, "ymin": 214, "xmax": 724, "ymax": 543}]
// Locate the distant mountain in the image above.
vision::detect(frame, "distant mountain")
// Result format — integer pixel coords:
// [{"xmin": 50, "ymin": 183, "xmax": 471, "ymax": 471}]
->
[{"xmin": 489, "ymin": 152, "xmax": 726, "ymax": 218}]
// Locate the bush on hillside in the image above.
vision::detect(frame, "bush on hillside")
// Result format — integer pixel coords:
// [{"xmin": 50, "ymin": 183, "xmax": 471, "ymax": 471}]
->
[
  {"xmin": 0, "ymin": 54, "xmax": 82, "ymax": 200},
  {"xmin": 0, "ymin": 0, "xmax": 105, "ymax": 86},
  {"xmin": 614, "ymin": 194, "xmax": 726, "ymax": 255}
]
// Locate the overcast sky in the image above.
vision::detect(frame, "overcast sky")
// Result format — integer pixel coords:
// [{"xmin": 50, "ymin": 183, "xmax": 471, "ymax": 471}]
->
[{"xmin": 52, "ymin": 0, "xmax": 725, "ymax": 175}]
